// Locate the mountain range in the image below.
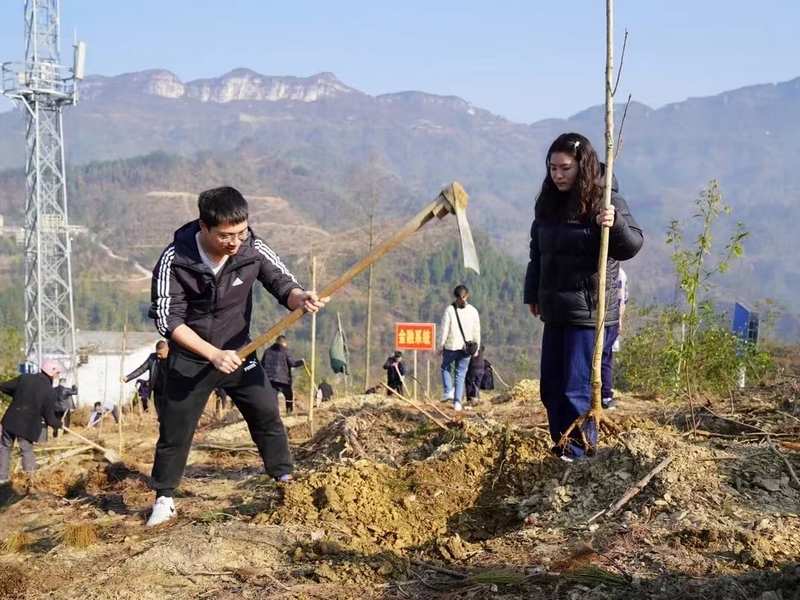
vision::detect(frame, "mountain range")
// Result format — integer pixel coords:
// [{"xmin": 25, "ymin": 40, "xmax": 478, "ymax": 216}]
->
[{"xmin": 1, "ymin": 68, "xmax": 799, "ymax": 335}]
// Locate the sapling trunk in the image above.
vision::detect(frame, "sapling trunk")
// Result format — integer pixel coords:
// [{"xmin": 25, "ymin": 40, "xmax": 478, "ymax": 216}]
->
[
  {"xmin": 558, "ymin": 0, "xmax": 622, "ymax": 452},
  {"xmin": 591, "ymin": 0, "xmax": 616, "ymax": 412}
]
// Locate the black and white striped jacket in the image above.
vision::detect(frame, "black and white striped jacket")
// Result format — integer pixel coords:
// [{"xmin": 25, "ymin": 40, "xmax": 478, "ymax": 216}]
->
[{"xmin": 148, "ymin": 220, "xmax": 302, "ymax": 360}]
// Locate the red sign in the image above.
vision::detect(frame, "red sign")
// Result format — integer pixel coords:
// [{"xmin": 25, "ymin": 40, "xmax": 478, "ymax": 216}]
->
[{"xmin": 395, "ymin": 322, "xmax": 436, "ymax": 351}]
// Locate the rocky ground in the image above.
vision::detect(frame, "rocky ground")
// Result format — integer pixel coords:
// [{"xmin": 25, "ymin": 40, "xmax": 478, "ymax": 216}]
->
[{"xmin": 1, "ymin": 380, "xmax": 799, "ymax": 600}]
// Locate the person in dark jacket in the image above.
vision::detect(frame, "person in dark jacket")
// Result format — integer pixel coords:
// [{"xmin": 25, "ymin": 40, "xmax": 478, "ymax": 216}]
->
[
  {"xmin": 480, "ymin": 360, "xmax": 495, "ymax": 392},
  {"xmin": 122, "ymin": 340, "xmax": 169, "ymax": 416},
  {"xmin": 524, "ymin": 133, "xmax": 643, "ymax": 461},
  {"xmin": 52, "ymin": 378, "xmax": 78, "ymax": 437},
  {"xmin": 261, "ymin": 335, "xmax": 305, "ymax": 414},
  {"xmin": 0, "ymin": 359, "xmax": 65, "ymax": 482},
  {"xmin": 317, "ymin": 379, "xmax": 334, "ymax": 402},
  {"xmin": 135, "ymin": 379, "xmax": 150, "ymax": 407},
  {"xmin": 465, "ymin": 343, "xmax": 486, "ymax": 406},
  {"xmin": 383, "ymin": 350, "xmax": 406, "ymax": 394},
  {"xmin": 215, "ymin": 388, "xmax": 228, "ymax": 410},
  {"xmin": 145, "ymin": 186, "xmax": 327, "ymax": 527}
]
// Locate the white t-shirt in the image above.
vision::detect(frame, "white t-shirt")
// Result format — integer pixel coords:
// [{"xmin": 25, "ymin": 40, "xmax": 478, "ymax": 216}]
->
[
  {"xmin": 612, "ymin": 268, "xmax": 628, "ymax": 352},
  {"xmin": 617, "ymin": 267, "xmax": 629, "ymax": 308},
  {"xmin": 196, "ymin": 232, "xmax": 227, "ymax": 275}
]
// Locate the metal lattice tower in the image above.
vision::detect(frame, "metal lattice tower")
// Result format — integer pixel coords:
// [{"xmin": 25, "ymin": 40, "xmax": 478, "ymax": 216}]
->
[{"xmin": 2, "ymin": 0, "xmax": 85, "ymax": 369}]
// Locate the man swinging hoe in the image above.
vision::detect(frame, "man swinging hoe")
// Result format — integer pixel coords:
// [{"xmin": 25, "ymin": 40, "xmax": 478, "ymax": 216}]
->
[{"xmin": 145, "ymin": 181, "xmax": 479, "ymax": 527}]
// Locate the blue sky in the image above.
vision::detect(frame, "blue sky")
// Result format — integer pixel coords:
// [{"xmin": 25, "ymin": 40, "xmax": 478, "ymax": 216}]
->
[{"xmin": 1, "ymin": 0, "xmax": 798, "ymax": 123}]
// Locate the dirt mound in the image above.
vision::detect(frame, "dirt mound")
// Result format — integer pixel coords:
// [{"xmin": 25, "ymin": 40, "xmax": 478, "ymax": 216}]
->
[
  {"xmin": 3, "ymin": 389, "xmax": 800, "ymax": 599},
  {"xmin": 294, "ymin": 406, "xmax": 447, "ymax": 468},
  {"xmin": 493, "ymin": 378, "xmax": 540, "ymax": 404},
  {"xmin": 273, "ymin": 415, "xmax": 800, "ymax": 576},
  {"xmin": 0, "ymin": 561, "xmax": 28, "ymax": 598},
  {"xmin": 273, "ymin": 421, "xmax": 554, "ymax": 555}
]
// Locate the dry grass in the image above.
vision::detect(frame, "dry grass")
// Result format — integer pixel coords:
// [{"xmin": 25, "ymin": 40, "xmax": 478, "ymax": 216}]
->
[
  {"xmin": 33, "ymin": 465, "xmax": 88, "ymax": 496},
  {"xmin": 70, "ymin": 405, "xmax": 93, "ymax": 427},
  {"xmin": 465, "ymin": 569, "xmax": 528, "ymax": 585},
  {"xmin": 1, "ymin": 531, "xmax": 33, "ymax": 554},
  {"xmin": 57, "ymin": 522, "xmax": 99, "ymax": 549},
  {"xmin": 571, "ymin": 565, "xmax": 631, "ymax": 588}
]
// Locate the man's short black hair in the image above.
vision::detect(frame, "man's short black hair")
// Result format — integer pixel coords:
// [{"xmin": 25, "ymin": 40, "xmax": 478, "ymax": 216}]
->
[
  {"xmin": 156, "ymin": 340, "xmax": 167, "ymax": 350},
  {"xmin": 93, "ymin": 402, "xmax": 101, "ymax": 408},
  {"xmin": 277, "ymin": 335, "xmax": 287, "ymax": 343},
  {"xmin": 394, "ymin": 350, "xmax": 403, "ymax": 358},
  {"xmin": 454, "ymin": 285, "xmax": 469, "ymax": 298},
  {"xmin": 198, "ymin": 186, "xmax": 249, "ymax": 228}
]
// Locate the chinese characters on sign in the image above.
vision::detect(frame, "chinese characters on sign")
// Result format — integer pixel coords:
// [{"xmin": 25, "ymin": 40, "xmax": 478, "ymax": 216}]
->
[{"xmin": 394, "ymin": 323, "xmax": 436, "ymax": 351}]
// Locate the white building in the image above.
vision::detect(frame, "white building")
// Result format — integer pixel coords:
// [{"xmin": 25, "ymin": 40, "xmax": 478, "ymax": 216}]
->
[{"xmin": 73, "ymin": 330, "xmax": 164, "ymax": 408}]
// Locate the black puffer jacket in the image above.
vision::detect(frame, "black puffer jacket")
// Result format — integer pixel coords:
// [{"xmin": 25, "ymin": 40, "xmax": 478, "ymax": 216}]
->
[
  {"xmin": 523, "ymin": 177, "xmax": 643, "ymax": 327},
  {"xmin": 0, "ymin": 373, "xmax": 62, "ymax": 442}
]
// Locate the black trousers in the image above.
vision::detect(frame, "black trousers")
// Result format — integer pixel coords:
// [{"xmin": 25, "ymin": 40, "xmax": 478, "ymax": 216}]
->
[
  {"xmin": 150, "ymin": 353, "xmax": 293, "ymax": 492},
  {"xmin": 465, "ymin": 367, "xmax": 485, "ymax": 401},
  {"xmin": 153, "ymin": 390, "xmax": 164, "ymax": 420},
  {"xmin": 387, "ymin": 380, "xmax": 403, "ymax": 395},
  {"xmin": 270, "ymin": 381, "xmax": 294, "ymax": 413},
  {"xmin": 53, "ymin": 410, "xmax": 71, "ymax": 437},
  {"xmin": 139, "ymin": 393, "xmax": 150, "ymax": 413},
  {"xmin": 216, "ymin": 388, "xmax": 229, "ymax": 410}
]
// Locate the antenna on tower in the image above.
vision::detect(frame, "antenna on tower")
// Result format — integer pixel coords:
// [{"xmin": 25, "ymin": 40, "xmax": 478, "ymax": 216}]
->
[
  {"xmin": 1, "ymin": 1, "xmax": 86, "ymax": 373},
  {"xmin": 73, "ymin": 31, "xmax": 86, "ymax": 81}
]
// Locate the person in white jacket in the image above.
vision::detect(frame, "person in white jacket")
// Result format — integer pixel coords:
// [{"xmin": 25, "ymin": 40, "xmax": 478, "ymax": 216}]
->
[{"xmin": 438, "ymin": 285, "xmax": 481, "ymax": 411}]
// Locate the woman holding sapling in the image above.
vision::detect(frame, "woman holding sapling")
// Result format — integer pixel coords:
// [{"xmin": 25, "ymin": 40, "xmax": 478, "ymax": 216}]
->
[{"xmin": 524, "ymin": 133, "xmax": 643, "ymax": 461}]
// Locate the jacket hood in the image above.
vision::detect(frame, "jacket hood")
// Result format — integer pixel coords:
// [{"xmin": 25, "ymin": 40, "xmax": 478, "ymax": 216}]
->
[
  {"xmin": 599, "ymin": 162, "xmax": 619, "ymax": 193},
  {"xmin": 173, "ymin": 220, "xmax": 200, "ymax": 245}
]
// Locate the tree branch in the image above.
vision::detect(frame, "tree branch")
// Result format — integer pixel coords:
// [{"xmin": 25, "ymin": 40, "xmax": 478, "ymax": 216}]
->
[
  {"xmin": 589, "ymin": 455, "xmax": 674, "ymax": 522},
  {"xmin": 614, "ymin": 94, "xmax": 632, "ymax": 161},
  {"xmin": 612, "ymin": 29, "xmax": 628, "ymax": 97},
  {"xmin": 767, "ymin": 436, "xmax": 800, "ymax": 489}
]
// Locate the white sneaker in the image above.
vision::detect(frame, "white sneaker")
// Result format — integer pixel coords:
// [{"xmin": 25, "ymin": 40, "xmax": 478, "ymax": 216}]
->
[
  {"xmin": 146, "ymin": 496, "xmax": 176, "ymax": 527},
  {"xmin": 602, "ymin": 398, "xmax": 617, "ymax": 410},
  {"xmin": 441, "ymin": 393, "xmax": 455, "ymax": 403},
  {"xmin": 453, "ymin": 400, "xmax": 463, "ymax": 412}
]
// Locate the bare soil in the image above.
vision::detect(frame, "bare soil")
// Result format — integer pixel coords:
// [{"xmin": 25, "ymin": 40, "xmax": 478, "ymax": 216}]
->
[{"xmin": 1, "ymin": 382, "xmax": 799, "ymax": 600}]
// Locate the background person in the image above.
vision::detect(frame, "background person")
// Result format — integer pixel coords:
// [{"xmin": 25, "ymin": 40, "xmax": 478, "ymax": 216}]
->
[
  {"xmin": 0, "ymin": 360, "xmax": 65, "ymax": 482},
  {"xmin": 437, "ymin": 284, "xmax": 481, "ymax": 412}
]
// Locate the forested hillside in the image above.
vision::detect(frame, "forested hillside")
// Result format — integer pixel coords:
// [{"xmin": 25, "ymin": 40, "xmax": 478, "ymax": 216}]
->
[{"xmin": 3, "ymin": 69, "xmax": 800, "ymax": 316}]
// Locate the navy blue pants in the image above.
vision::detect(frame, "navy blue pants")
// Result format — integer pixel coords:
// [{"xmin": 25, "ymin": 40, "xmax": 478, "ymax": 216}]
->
[
  {"xmin": 601, "ymin": 325, "xmax": 619, "ymax": 399},
  {"xmin": 540, "ymin": 324, "xmax": 616, "ymax": 458}
]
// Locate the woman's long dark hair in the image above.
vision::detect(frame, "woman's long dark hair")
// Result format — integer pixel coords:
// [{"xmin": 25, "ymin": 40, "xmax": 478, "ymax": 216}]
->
[{"xmin": 534, "ymin": 133, "xmax": 603, "ymax": 220}]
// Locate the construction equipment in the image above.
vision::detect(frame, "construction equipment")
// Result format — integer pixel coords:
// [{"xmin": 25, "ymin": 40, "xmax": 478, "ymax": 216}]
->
[{"xmin": 236, "ymin": 182, "xmax": 479, "ymax": 359}]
